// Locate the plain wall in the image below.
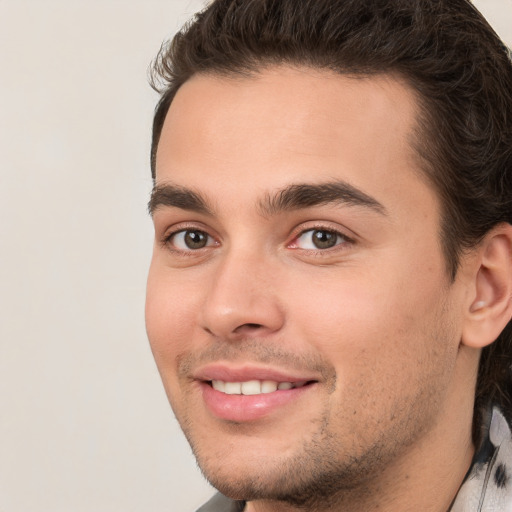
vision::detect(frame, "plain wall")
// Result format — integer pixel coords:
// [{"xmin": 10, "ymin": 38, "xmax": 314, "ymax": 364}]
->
[{"xmin": 0, "ymin": 1, "xmax": 511, "ymax": 511}]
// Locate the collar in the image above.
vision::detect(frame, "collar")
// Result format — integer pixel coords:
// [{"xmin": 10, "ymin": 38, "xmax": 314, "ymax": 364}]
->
[{"xmin": 450, "ymin": 405, "xmax": 512, "ymax": 511}]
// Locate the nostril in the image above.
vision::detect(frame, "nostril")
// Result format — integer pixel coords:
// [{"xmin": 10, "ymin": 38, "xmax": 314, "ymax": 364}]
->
[
  {"xmin": 201, "ymin": 321, "xmax": 271, "ymax": 339},
  {"xmin": 233, "ymin": 323, "xmax": 263, "ymax": 334}
]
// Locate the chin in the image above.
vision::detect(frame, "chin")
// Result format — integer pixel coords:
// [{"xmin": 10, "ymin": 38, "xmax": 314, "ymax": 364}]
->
[{"xmin": 188, "ymin": 427, "xmax": 389, "ymax": 508}]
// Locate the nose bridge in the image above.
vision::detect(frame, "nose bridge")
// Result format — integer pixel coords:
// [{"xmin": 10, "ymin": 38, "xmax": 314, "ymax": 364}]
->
[{"xmin": 200, "ymin": 244, "xmax": 284, "ymax": 339}]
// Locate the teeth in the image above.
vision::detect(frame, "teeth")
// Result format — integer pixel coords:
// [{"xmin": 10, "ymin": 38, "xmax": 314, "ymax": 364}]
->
[
  {"xmin": 211, "ymin": 380, "xmax": 225, "ymax": 392},
  {"xmin": 224, "ymin": 382, "xmax": 242, "ymax": 395},
  {"xmin": 211, "ymin": 380, "xmax": 304, "ymax": 395},
  {"xmin": 261, "ymin": 380, "xmax": 278, "ymax": 393},
  {"xmin": 241, "ymin": 380, "xmax": 261, "ymax": 395}
]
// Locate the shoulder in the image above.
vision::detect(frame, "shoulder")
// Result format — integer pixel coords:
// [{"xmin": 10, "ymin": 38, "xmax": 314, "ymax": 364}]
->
[{"xmin": 196, "ymin": 493, "xmax": 245, "ymax": 512}]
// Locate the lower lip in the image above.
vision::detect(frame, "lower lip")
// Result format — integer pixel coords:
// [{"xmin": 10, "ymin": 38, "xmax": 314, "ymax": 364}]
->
[{"xmin": 200, "ymin": 382, "xmax": 314, "ymax": 422}]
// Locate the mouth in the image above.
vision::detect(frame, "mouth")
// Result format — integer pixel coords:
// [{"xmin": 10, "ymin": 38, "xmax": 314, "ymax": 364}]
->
[
  {"xmin": 208, "ymin": 379, "xmax": 314, "ymax": 395},
  {"xmin": 196, "ymin": 370, "xmax": 319, "ymax": 422}
]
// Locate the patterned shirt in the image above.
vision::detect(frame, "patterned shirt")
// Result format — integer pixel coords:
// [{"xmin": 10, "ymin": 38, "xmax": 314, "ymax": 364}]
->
[
  {"xmin": 197, "ymin": 405, "xmax": 512, "ymax": 512},
  {"xmin": 451, "ymin": 406, "xmax": 512, "ymax": 511}
]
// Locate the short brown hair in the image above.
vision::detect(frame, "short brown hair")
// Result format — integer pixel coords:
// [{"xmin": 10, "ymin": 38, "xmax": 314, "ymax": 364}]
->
[{"xmin": 149, "ymin": 0, "xmax": 512, "ymax": 429}]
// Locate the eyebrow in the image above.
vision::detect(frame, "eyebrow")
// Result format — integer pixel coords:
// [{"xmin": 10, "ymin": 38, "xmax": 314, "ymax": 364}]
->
[
  {"xmin": 148, "ymin": 180, "xmax": 387, "ymax": 217},
  {"xmin": 259, "ymin": 181, "xmax": 387, "ymax": 216},
  {"xmin": 148, "ymin": 184, "xmax": 213, "ymax": 216}
]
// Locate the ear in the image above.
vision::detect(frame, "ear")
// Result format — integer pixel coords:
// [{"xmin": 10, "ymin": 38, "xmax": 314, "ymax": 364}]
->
[{"xmin": 461, "ymin": 223, "xmax": 512, "ymax": 349}]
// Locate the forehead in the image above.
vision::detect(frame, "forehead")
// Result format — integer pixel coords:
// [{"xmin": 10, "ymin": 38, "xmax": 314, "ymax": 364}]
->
[{"xmin": 155, "ymin": 67, "xmax": 432, "ymax": 219}]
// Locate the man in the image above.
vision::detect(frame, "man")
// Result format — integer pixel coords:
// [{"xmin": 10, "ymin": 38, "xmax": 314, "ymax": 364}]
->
[{"xmin": 145, "ymin": 0, "xmax": 512, "ymax": 510}]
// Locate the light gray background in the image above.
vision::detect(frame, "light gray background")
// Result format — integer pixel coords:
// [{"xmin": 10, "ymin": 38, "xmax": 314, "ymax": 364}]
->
[{"xmin": 0, "ymin": 1, "xmax": 511, "ymax": 511}]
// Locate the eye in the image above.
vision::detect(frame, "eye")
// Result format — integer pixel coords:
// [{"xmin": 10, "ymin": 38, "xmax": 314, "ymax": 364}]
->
[
  {"xmin": 167, "ymin": 229, "xmax": 215, "ymax": 250},
  {"xmin": 292, "ymin": 228, "xmax": 346, "ymax": 250}
]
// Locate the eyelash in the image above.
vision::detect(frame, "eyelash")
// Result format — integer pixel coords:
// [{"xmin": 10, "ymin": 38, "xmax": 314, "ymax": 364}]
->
[
  {"xmin": 161, "ymin": 226, "xmax": 216, "ymax": 254},
  {"xmin": 161, "ymin": 225, "xmax": 354, "ymax": 255},
  {"xmin": 288, "ymin": 227, "xmax": 353, "ymax": 252}
]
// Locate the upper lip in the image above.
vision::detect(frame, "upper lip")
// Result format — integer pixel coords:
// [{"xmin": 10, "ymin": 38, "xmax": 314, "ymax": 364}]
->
[{"xmin": 193, "ymin": 364, "xmax": 320, "ymax": 384}]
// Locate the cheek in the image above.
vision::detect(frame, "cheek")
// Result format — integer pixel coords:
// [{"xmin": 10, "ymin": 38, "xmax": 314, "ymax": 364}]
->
[
  {"xmin": 287, "ymin": 261, "xmax": 452, "ymax": 375},
  {"xmin": 288, "ymin": 269, "xmax": 458, "ymax": 443},
  {"xmin": 145, "ymin": 266, "xmax": 199, "ymax": 367},
  {"xmin": 145, "ymin": 267, "xmax": 207, "ymax": 422}
]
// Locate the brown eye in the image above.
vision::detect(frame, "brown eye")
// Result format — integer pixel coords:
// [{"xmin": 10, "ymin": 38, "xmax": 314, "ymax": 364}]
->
[
  {"xmin": 170, "ymin": 230, "xmax": 212, "ymax": 250},
  {"xmin": 293, "ymin": 228, "xmax": 345, "ymax": 250},
  {"xmin": 311, "ymin": 230, "xmax": 338, "ymax": 249},
  {"xmin": 184, "ymin": 230, "xmax": 208, "ymax": 249}
]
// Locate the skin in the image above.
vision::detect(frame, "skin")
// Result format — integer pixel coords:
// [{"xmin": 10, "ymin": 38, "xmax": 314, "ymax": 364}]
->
[{"xmin": 146, "ymin": 67, "xmax": 483, "ymax": 512}]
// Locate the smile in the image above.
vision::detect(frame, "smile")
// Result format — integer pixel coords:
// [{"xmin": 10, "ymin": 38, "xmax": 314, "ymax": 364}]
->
[
  {"xmin": 201, "ymin": 379, "xmax": 316, "ymax": 422},
  {"xmin": 210, "ymin": 379, "xmax": 308, "ymax": 395}
]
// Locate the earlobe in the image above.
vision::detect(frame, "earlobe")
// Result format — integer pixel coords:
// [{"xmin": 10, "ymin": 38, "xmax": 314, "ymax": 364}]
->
[{"xmin": 462, "ymin": 224, "xmax": 512, "ymax": 349}]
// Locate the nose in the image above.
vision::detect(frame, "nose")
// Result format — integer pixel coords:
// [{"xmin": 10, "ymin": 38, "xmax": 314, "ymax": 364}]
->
[{"xmin": 199, "ymin": 251, "xmax": 285, "ymax": 340}]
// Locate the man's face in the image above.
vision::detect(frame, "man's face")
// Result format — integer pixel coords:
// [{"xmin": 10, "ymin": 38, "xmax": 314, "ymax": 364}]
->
[{"xmin": 146, "ymin": 68, "xmax": 469, "ymax": 503}]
